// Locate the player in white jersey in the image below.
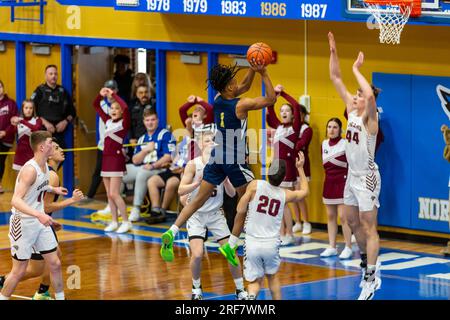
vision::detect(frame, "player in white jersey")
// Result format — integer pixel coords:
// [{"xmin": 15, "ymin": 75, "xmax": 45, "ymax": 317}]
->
[
  {"xmin": 329, "ymin": 32, "xmax": 382, "ymax": 300},
  {"xmin": 0, "ymin": 131, "xmax": 68, "ymax": 301},
  {"xmin": 219, "ymin": 151, "xmax": 309, "ymax": 300},
  {"xmin": 179, "ymin": 130, "xmax": 248, "ymax": 300}
]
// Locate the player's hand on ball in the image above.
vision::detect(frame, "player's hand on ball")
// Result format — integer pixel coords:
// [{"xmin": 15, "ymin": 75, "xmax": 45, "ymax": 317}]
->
[
  {"xmin": 296, "ymin": 151, "xmax": 305, "ymax": 168},
  {"xmin": 71, "ymin": 189, "xmax": 84, "ymax": 202},
  {"xmin": 353, "ymin": 51, "xmax": 364, "ymax": 69},
  {"xmin": 249, "ymin": 58, "xmax": 266, "ymax": 74}
]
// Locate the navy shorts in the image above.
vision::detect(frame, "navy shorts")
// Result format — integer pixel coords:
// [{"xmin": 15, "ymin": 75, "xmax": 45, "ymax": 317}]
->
[{"xmin": 203, "ymin": 163, "xmax": 254, "ymax": 188}]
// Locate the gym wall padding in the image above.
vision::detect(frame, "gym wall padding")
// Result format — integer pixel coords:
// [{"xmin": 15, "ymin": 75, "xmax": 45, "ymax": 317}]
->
[{"xmin": 374, "ymin": 72, "xmax": 449, "ymax": 233}]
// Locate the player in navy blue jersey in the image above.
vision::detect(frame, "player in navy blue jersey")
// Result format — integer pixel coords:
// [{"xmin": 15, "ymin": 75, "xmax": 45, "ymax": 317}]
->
[{"xmin": 160, "ymin": 60, "xmax": 276, "ymax": 262}]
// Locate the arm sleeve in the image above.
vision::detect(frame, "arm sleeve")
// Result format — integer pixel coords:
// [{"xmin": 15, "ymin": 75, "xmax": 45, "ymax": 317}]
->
[
  {"xmin": 280, "ymin": 91, "xmax": 302, "ymax": 131},
  {"xmin": 266, "ymin": 105, "xmax": 281, "ymax": 128},
  {"xmin": 179, "ymin": 101, "xmax": 196, "ymax": 127},
  {"xmin": 31, "ymin": 87, "xmax": 43, "ymax": 116},
  {"xmin": 344, "ymin": 109, "xmax": 348, "ymax": 120},
  {"xmin": 197, "ymin": 100, "xmax": 214, "ymax": 124},
  {"xmin": 93, "ymin": 94, "xmax": 110, "ymax": 123},
  {"xmin": 21, "ymin": 118, "xmax": 44, "ymax": 131},
  {"xmin": 4, "ymin": 100, "xmax": 19, "ymax": 137},
  {"xmin": 295, "ymin": 127, "xmax": 313, "ymax": 153}
]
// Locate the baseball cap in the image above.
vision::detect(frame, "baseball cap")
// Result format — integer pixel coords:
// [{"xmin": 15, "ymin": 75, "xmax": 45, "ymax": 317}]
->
[{"xmin": 104, "ymin": 79, "xmax": 118, "ymax": 90}]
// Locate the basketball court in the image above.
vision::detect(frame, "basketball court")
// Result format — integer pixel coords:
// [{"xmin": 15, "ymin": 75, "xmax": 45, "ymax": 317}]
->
[{"xmin": 0, "ymin": 0, "xmax": 449, "ymax": 304}]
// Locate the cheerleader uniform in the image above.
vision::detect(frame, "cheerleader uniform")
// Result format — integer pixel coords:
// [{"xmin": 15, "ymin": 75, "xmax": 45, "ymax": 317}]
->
[
  {"xmin": 266, "ymin": 91, "xmax": 302, "ymax": 188},
  {"xmin": 12, "ymin": 117, "xmax": 43, "ymax": 171},
  {"xmin": 322, "ymin": 137, "xmax": 348, "ymax": 205},
  {"xmin": 93, "ymin": 93, "xmax": 130, "ymax": 177}
]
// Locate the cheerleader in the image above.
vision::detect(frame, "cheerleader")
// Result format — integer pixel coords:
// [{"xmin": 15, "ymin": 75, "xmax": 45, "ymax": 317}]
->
[
  {"xmin": 11, "ymin": 100, "xmax": 43, "ymax": 171},
  {"xmin": 93, "ymin": 88, "xmax": 131, "ymax": 233},
  {"xmin": 320, "ymin": 118, "xmax": 353, "ymax": 259},
  {"xmin": 266, "ymin": 85, "xmax": 302, "ymax": 245}
]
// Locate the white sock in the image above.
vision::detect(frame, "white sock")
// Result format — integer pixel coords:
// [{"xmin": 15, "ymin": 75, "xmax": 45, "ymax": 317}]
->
[
  {"xmin": 228, "ymin": 234, "xmax": 239, "ymax": 248},
  {"xmin": 169, "ymin": 225, "xmax": 179, "ymax": 236},
  {"xmin": 367, "ymin": 264, "xmax": 376, "ymax": 273},
  {"xmin": 0, "ymin": 294, "xmax": 9, "ymax": 300},
  {"xmin": 55, "ymin": 292, "xmax": 65, "ymax": 300},
  {"xmin": 192, "ymin": 278, "xmax": 201, "ymax": 289},
  {"xmin": 233, "ymin": 277, "xmax": 244, "ymax": 291}
]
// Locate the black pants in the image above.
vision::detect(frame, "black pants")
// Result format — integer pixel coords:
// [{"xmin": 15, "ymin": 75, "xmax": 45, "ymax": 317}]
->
[
  {"xmin": 87, "ymin": 149, "xmax": 103, "ymax": 198},
  {"xmin": 0, "ymin": 143, "xmax": 10, "ymax": 182},
  {"xmin": 223, "ymin": 192, "xmax": 238, "ymax": 232},
  {"xmin": 52, "ymin": 131, "xmax": 66, "ymax": 150}
]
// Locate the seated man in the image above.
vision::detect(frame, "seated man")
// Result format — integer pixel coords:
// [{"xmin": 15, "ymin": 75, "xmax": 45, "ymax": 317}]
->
[{"xmin": 123, "ymin": 108, "xmax": 176, "ymax": 221}]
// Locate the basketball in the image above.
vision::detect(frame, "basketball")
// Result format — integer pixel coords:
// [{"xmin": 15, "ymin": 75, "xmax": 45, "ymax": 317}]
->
[{"xmin": 247, "ymin": 42, "xmax": 272, "ymax": 66}]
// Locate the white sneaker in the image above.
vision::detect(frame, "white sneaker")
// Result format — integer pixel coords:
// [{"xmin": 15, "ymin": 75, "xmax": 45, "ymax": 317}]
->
[
  {"xmin": 339, "ymin": 246, "xmax": 353, "ymax": 259},
  {"xmin": 281, "ymin": 235, "xmax": 295, "ymax": 246},
  {"xmin": 292, "ymin": 222, "xmax": 302, "ymax": 233},
  {"xmin": 320, "ymin": 247, "xmax": 338, "ymax": 257},
  {"xmin": 104, "ymin": 221, "xmax": 118, "ymax": 232},
  {"xmin": 98, "ymin": 204, "xmax": 111, "ymax": 215},
  {"xmin": 357, "ymin": 276, "xmax": 381, "ymax": 300},
  {"xmin": 302, "ymin": 222, "xmax": 312, "ymax": 235},
  {"xmin": 351, "ymin": 235, "xmax": 357, "ymax": 243},
  {"xmin": 116, "ymin": 221, "xmax": 132, "ymax": 234},
  {"xmin": 129, "ymin": 207, "xmax": 141, "ymax": 222}
]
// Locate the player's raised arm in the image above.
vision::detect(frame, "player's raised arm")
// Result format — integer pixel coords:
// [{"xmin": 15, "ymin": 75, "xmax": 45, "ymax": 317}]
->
[
  {"xmin": 236, "ymin": 63, "xmax": 276, "ymax": 119},
  {"xmin": 328, "ymin": 32, "xmax": 354, "ymax": 113},
  {"xmin": 285, "ymin": 152, "xmax": 309, "ymax": 203},
  {"xmin": 235, "ymin": 68, "xmax": 256, "ymax": 96},
  {"xmin": 352, "ymin": 51, "xmax": 378, "ymax": 135}
]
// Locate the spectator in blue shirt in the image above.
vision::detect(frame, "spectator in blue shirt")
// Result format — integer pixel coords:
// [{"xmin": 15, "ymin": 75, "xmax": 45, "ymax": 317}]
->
[{"xmin": 123, "ymin": 108, "xmax": 176, "ymax": 221}]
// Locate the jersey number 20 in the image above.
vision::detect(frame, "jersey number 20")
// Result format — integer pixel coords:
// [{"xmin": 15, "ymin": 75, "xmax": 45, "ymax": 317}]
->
[{"xmin": 256, "ymin": 195, "xmax": 281, "ymax": 217}]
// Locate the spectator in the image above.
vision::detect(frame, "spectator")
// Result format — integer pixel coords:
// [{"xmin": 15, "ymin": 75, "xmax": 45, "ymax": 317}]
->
[
  {"xmin": 146, "ymin": 167, "xmax": 181, "ymax": 224},
  {"xmin": 11, "ymin": 100, "xmax": 43, "ymax": 171},
  {"xmin": 131, "ymin": 72, "xmax": 155, "ymax": 106},
  {"xmin": 86, "ymin": 80, "xmax": 119, "ymax": 200},
  {"xmin": 0, "ymin": 80, "xmax": 18, "ymax": 193},
  {"xmin": 31, "ymin": 65, "xmax": 76, "ymax": 149},
  {"xmin": 293, "ymin": 105, "xmax": 312, "ymax": 235},
  {"xmin": 129, "ymin": 85, "xmax": 155, "ymax": 143},
  {"xmin": 113, "ymin": 54, "xmax": 134, "ymax": 105},
  {"xmin": 179, "ymin": 95, "xmax": 214, "ymax": 160},
  {"xmin": 122, "ymin": 108, "xmax": 175, "ymax": 222}
]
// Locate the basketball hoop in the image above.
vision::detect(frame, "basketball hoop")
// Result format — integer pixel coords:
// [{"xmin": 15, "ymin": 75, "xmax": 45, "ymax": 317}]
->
[{"xmin": 363, "ymin": 0, "xmax": 422, "ymax": 44}]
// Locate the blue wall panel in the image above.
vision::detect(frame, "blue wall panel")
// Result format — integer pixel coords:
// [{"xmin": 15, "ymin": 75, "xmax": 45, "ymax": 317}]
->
[{"xmin": 373, "ymin": 73, "xmax": 412, "ymax": 229}]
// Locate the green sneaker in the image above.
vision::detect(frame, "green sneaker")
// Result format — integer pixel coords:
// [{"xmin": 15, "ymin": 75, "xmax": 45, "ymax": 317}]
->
[
  {"xmin": 160, "ymin": 230, "xmax": 174, "ymax": 262},
  {"xmin": 32, "ymin": 291, "xmax": 54, "ymax": 300},
  {"xmin": 219, "ymin": 243, "xmax": 239, "ymax": 267}
]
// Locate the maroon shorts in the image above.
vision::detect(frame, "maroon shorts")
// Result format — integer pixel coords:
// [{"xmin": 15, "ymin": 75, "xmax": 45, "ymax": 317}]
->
[
  {"xmin": 323, "ymin": 174, "xmax": 347, "ymax": 205},
  {"xmin": 101, "ymin": 153, "xmax": 126, "ymax": 177}
]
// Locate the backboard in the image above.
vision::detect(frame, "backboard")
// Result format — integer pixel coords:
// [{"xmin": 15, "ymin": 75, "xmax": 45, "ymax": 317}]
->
[{"xmin": 343, "ymin": 0, "xmax": 450, "ymax": 24}]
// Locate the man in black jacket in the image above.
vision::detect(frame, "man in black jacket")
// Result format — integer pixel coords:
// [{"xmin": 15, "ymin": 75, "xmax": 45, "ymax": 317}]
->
[{"xmin": 31, "ymin": 65, "xmax": 76, "ymax": 149}]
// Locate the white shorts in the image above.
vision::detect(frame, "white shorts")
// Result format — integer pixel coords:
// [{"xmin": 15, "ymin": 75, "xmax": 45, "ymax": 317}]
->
[
  {"xmin": 186, "ymin": 209, "xmax": 230, "ymax": 242},
  {"xmin": 344, "ymin": 171, "xmax": 381, "ymax": 212},
  {"xmin": 9, "ymin": 214, "xmax": 58, "ymax": 261},
  {"xmin": 243, "ymin": 238, "xmax": 281, "ymax": 282}
]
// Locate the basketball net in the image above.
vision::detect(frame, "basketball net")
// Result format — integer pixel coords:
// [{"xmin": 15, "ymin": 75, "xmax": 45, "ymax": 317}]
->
[{"xmin": 364, "ymin": 1, "xmax": 420, "ymax": 44}]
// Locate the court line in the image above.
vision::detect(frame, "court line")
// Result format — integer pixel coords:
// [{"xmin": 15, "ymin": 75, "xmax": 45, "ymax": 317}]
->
[
  {"xmin": 203, "ymin": 274, "xmax": 361, "ymax": 300},
  {"xmin": 11, "ymin": 294, "xmax": 32, "ymax": 300}
]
